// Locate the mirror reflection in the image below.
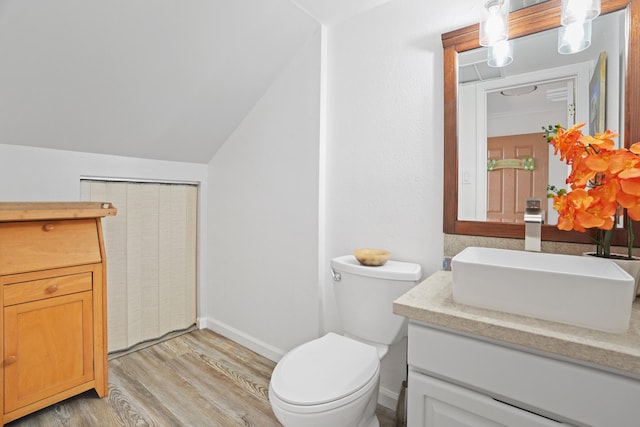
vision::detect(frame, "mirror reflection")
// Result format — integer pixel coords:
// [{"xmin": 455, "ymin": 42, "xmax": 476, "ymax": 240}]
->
[{"xmin": 457, "ymin": 10, "xmax": 627, "ymax": 225}]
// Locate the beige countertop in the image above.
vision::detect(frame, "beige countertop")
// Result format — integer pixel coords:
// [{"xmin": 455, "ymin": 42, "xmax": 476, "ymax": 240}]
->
[{"xmin": 394, "ymin": 270, "xmax": 640, "ymax": 378}]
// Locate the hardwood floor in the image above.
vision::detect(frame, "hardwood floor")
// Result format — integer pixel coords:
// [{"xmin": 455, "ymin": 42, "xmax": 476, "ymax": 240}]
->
[{"xmin": 7, "ymin": 329, "xmax": 398, "ymax": 426}]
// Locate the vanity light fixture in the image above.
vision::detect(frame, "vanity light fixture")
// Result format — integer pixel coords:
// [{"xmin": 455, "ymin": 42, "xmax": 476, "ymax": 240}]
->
[
  {"xmin": 561, "ymin": 0, "xmax": 601, "ymax": 25},
  {"xmin": 558, "ymin": 0, "xmax": 599, "ymax": 54},
  {"xmin": 480, "ymin": 0, "xmax": 510, "ymax": 47},
  {"xmin": 558, "ymin": 19, "xmax": 593, "ymax": 54},
  {"xmin": 487, "ymin": 40, "xmax": 514, "ymax": 67}
]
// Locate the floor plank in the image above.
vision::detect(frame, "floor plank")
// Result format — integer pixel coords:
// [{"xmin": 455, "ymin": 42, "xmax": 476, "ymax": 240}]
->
[{"xmin": 7, "ymin": 329, "xmax": 398, "ymax": 427}]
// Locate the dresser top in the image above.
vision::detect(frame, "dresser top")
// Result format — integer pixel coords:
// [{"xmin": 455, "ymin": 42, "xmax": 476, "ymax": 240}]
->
[
  {"xmin": 0, "ymin": 202, "xmax": 117, "ymax": 222},
  {"xmin": 394, "ymin": 270, "xmax": 640, "ymax": 378}
]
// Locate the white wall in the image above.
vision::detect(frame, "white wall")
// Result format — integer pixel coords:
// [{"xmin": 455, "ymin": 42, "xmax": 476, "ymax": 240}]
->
[
  {"xmin": 324, "ymin": 0, "xmax": 479, "ymax": 407},
  {"xmin": 458, "ymin": 84, "xmax": 480, "ymax": 221},
  {"xmin": 0, "ymin": 144, "xmax": 208, "ymax": 200},
  {"xmin": 0, "ymin": 143, "xmax": 209, "ymax": 317},
  {"xmin": 203, "ymin": 0, "xmax": 483, "ymax": 408},
  {"xmin": 204, "ymin": 31, "xmax": 322, "ymax": 360}
]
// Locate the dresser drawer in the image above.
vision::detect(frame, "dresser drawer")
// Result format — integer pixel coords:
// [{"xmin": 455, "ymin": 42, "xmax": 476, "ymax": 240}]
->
[
  {"xmin": 0, "ymin": 219, "xmax": 101, "ymax": 275},
  {"xmin": 4, "ymin": 272, "xmax": 93, "ymax": 306}
]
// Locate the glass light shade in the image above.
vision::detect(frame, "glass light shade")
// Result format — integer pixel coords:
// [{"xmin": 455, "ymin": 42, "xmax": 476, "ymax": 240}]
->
[
  {"xmin": 561, "ymin": 0, "xmax": 601, "ymax": 25},
  {"xmin": 479, "ymin": 0, "xmax": 510, "ymax": 47},
  {"xmin": 487, "ymin": 40, "xmax": 513, "ymax": 67},
  {"xmin": 558, "ymin": 20, "xmax": 592, "ymax": 54}
]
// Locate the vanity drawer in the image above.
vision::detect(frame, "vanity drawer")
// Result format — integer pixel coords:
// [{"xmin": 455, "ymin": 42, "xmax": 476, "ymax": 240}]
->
[
  {"xmin": 0, "ymin": 219, "xmax": 101, "ymax": 275},
  {"xmin": 3, "ymin": 272, "xmax": 93, "ymax": 306}
]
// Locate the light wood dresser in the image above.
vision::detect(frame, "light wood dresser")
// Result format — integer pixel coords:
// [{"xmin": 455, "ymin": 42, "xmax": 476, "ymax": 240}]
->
[{"xmin": 0, "ymin": 202, "xmax": 116, "ymax": 424}]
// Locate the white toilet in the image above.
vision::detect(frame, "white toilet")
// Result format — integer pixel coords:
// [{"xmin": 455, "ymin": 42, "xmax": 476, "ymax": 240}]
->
[{"xmin": 269, "ymin": 255, "xmax": 422, "ymax": 427}]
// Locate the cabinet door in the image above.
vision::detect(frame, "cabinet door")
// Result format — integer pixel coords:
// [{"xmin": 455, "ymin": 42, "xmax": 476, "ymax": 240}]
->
[
  {"xmin": 408, "ymin": 371, "xmax": 568, "ymax": 427},
  {"xmin": 4, "ymin": 291, "xmax": 94, "ymax": 413}
]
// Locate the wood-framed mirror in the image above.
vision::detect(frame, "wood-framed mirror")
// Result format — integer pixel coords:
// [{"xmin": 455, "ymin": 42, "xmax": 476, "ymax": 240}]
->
[{"xmin": 442, "ymin": 0, "xmax": 640, "ymax": 245}]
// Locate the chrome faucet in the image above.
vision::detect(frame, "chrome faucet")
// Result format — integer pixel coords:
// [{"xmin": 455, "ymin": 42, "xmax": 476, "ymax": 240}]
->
[{"xmin": 524, "ymin": 198, "xmax": 543, "ymax": 252}]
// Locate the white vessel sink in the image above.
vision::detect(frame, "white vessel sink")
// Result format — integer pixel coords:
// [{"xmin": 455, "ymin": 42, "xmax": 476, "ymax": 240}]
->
[{"xmin": 451, "ymin": 247, "xmax": 635, "ymax": 333}]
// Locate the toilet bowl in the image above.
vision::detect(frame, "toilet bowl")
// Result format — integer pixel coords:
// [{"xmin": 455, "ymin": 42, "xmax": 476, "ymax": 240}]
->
[
  {"xmin": 269, "ymin": 255, "xmax": 422, "ymax": 427},
  {"xmin": 269, "ymin": 333, "xmax": 380, "ymax": 427}
]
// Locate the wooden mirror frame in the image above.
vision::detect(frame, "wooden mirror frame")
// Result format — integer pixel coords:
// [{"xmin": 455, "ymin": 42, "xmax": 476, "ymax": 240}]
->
[{"xmin": 442, "ymin": 0, "xmax": 640, "ymax": 245}]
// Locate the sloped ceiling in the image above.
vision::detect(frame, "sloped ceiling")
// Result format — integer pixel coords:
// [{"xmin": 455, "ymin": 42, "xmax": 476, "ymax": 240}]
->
[
  {"xmin": 0, "ymin": 0, "xmax": 397, "ymax": 164},
  {"xmin": 291, "ymin": 0, "xmax": 396, "ymax": 26},
  {"xmin": 0, "ymin": 0, "xmax": 323, "ymax": 163}
]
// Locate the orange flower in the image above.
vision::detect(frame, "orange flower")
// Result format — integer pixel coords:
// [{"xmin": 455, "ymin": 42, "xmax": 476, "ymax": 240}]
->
[
  {"xmin": 553, "ymin": 193, "xmax": 576, "ymax": 231},
  {"xmin": 591, "ymin": 179, "xmax": 620, "ymax": 203},
  {"xmin": 547, "ymin": 125, "xmax": 640, "ymax": 257},
  {"xmin": 567, "ymin": 155, "xmax": 597, "ymax": 189},
  {"xmin": 549, "ymin": 123, "xmax": 585, "ymax": 163},
  {"xmin": 584, "ymin": 154, "xmax": 609, "ymax": 172},
  {"xmin": 628, "ymin": 205, "xmax": 640, "ymax": 221},
  {"xmin": 584, "ymin": 185, "xmax": 617, "ymax": 230},
  {"xmin": 619, "ymin": 177, "xmax": 640, "ymax": 196},
  {"xmin": 579, "ymin": 130, "xmax": 618, "ymax": 151},
  {"xmin": 618, "ymin": 176, "xmax": 640, "ymax": 221},
  {"xmin": 608, "ymin": 149, "xmax": 640, "ymax": 178},
  {"xmin": 553, "ymin": 189, "xmax": 605, "ymax": 232}
]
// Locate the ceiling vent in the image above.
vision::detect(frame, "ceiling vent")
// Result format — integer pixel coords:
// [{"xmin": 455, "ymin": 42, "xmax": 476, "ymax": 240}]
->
[
  {"xmin": 546, "ymin": 87, "xmax": 569, "ymax": 102},
  {"xmin": 459, "ymin": 61, "xmax": 504, "ymax": 84}
]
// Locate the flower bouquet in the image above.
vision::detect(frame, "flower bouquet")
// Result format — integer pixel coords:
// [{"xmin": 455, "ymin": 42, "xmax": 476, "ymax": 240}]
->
[{"xmin": 545, "ymin": 123, "xmax": 640, "ymax": 259}]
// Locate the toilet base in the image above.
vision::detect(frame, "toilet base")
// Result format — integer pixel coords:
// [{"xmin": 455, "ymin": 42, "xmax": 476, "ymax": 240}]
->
[
  {"xmin": 363, "ymin": 414, "xmax": 380, "ymax": 427},
  {"xmin": 269, "ymin": 375, "xmax": 380, "ymax": 427},
  {"xmin": 268, "ymin": 333, "xmax": 383, "ymax": 427}
]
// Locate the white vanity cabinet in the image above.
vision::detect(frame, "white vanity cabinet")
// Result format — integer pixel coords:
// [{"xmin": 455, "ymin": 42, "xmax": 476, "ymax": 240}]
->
[{"xmin": 407, "ymin": 322, "xmax": 640, "ymax": 427}]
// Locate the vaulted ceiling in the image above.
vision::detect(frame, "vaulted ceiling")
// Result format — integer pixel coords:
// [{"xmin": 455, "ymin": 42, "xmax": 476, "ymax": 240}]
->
[
  {"xmin": 291, "ymin": 0, "xmax": 397, "ymax": 26},
  {"xmin": 0, "ymin": 0, "xmax": 394, "ymax": 163}
]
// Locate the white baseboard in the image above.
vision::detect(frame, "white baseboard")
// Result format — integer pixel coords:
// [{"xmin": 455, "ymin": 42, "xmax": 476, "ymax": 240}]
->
[
  {"xmin": 198, "ymin": 316, "xmax": 286, "ymax": 362},
  {"xmin": 378, "ymin": 385, "xmax": 399, "ymax": 410}
]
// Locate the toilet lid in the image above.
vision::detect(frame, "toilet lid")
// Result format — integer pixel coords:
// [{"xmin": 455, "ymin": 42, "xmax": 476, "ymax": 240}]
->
[{"xmin": 270, "ymin": 333, "xmax": 379, "ymax": 406}]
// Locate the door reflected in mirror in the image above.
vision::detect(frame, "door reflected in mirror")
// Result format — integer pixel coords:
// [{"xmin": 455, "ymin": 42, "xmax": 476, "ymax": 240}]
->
[{"xmin": 456, "ymin": 10, "xmax": 626, "ymax": 225}]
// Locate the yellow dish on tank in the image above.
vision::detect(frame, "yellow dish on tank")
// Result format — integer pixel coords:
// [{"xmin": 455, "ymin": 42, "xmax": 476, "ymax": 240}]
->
[{"xmin": 353, "ymin": 249, "xmax": 390, "ymax": 266}]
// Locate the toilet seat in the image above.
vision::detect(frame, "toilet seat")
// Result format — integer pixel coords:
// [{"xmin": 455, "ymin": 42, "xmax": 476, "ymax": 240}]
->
[{"xmin": 270, "ymin": 333, "xmax": 379, "ymax": 412}]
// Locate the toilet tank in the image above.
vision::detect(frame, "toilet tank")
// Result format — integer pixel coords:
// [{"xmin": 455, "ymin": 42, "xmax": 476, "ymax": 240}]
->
[{"xmin": 331, "ymin": 255, "xmax": 422, "ymax": 346}]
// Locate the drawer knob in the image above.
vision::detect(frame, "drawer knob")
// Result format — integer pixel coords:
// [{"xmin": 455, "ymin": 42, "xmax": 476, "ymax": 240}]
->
[
  {"xmin": 5, "ymin": 355, "xmax": 17, "ymax": 365},
  {"xmin": 45, "ymin": 285, "xmax": 58, "ymax": 294},
  {"xmin": 43, "ymin": 223, "xmax": 56, "ymax": 232}
]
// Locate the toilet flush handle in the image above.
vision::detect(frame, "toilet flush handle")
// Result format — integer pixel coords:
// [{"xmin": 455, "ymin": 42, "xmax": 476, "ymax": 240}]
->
[{"xmin": 330, "ymin": 268, "xmax": 341, "ymax": 281}]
